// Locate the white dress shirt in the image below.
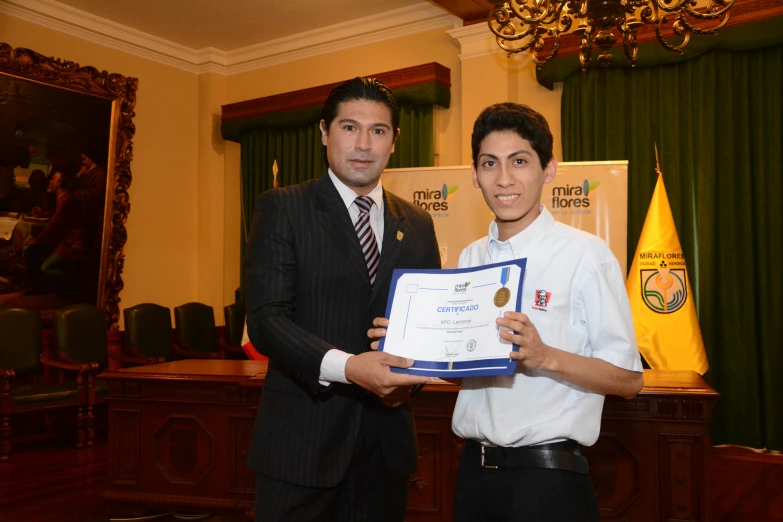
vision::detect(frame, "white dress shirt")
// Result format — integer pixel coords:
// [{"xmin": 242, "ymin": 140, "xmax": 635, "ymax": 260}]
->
[
  {"xmin": 318, "ymin": 169, "xmax": 385, "ymax": 385},
  {"xmin": 452, "ymin": 206, "xmax": 643, "ymax": 447}
]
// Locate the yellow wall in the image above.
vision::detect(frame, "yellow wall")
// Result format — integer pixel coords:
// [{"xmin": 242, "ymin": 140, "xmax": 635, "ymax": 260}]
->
[
  {"xmin": 197, "ymin": 73, "xmax": 228, "ymax": 312},
  {"xmin": 1, "ymin": 13, "xmax": 201, "ymax": 324}
]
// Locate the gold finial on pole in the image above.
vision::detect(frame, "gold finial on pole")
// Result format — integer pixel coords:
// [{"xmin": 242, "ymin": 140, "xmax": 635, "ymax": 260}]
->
[
  {"xmin": 654, "ymin": 143, "xmax": 662, "ymax": 177},
  {"xmin": 272, "ymin": 159, "xmax": 279, "ymax": 188}
]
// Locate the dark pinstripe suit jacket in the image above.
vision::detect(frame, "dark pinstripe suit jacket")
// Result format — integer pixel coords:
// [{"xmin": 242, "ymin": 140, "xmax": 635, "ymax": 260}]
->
[{"xmin": 245, "ymin": 174, "xmax": 441, "ymax": 488}]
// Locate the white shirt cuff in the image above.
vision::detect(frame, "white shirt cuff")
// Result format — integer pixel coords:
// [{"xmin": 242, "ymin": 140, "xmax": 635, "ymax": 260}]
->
[{"xmin": 319, "ymin": 349, "xmax": 353, "ymax": 386}]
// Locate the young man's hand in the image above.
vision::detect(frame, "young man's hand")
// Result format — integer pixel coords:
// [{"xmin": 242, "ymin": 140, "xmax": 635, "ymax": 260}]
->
[
  {"xmin": 497, "ymin": 312, "xmax": 556, "ymax": 372},
  {"xmin": 367, "ymin": 316, "xmax": 389, "ymax": 351}
]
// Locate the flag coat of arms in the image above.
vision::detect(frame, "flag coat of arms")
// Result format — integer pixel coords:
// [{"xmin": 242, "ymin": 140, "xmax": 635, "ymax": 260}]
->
[{"xmin": 625, "ymin": 172, "xmax": 708, "ymax": 374}]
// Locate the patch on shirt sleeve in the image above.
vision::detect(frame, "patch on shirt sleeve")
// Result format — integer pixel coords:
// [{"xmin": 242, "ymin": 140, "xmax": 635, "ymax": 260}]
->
[{"xmin": 532, "ymin": 289, "xmax": 551, "ymax": 311}]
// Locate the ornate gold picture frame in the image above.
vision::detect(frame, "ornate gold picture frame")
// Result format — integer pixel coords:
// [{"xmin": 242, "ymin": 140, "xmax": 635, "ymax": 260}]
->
[{"xmin": 0, "ymin": 42, "xmax": 137, "ymax": 329}]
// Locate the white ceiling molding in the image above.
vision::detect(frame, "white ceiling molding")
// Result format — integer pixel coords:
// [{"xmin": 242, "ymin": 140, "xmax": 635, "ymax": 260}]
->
[
  {"xmin": 448, "ymin": 23, "xmax": 505, "ymax": 61},
  {"xmin": 0, "ymin": 0, "xmax": 461, "ymax": 76},
  {"xmin": 222, "ymin": 4, "xmax": 462, "ymax": 76}
]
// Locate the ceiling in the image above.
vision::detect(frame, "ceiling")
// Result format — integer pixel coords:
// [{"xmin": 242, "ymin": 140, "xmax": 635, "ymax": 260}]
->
[{"xmin": 52, "ymin": 0, "xmax": 433, "ymax": 51}]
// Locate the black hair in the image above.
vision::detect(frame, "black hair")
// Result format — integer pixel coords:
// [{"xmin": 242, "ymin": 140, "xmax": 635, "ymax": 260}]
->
[
  {"xmin": 471, "ymin": 102, "xmax": 553, "ymax": 169},
  {"xmin": 320, "ymin": 77, "xmax": 399, "ymax": 167},
  {"xmin": 80, "ymin": 147, "xmax": 107, "ymax": 169}
]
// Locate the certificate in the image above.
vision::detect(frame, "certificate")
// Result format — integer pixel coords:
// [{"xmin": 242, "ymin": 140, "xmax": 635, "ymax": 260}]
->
[{"xmin": 378, "ymin": 259, "xmax": 526, "ymax": 377}]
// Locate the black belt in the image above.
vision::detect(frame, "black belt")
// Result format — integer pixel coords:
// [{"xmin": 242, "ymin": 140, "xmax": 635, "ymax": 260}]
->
[{"xmin": 466, "ymin": 439, "xmax": 589, "ymax": 475}]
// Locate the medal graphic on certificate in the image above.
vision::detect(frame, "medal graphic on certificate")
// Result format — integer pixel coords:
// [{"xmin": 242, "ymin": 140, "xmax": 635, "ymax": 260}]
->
[{"xmin": 494, "ymin": 266, "xmax": 511, "ymax": 307}]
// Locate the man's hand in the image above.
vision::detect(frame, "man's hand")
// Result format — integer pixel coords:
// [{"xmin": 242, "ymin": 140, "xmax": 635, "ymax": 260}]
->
[
  {"xmin": 497, "ymin": 312, "xmax": 556, "ymax": 372},
  {"xmin": 345, "ymin": 350, "xmax": 430, "ymax": 407}
]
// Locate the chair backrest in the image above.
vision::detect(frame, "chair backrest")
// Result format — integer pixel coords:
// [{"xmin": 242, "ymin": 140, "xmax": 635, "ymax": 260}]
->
[
  {"xmin": 223, "ymin": 302, "xmax": 245, "ymax": 347},
  {"xmin": 55, "ymin": 304, "xmax": 107, "ymax": 368},
  {"xmin": 123, "ymin": 303, "xmax": 173, "ymax": 359},
  {"xmin": 0, "ymin": 307, "xmax": 43, "ymax": 377},
  {"xmin": 174, "ymin": 302, "xmax": 216, "ymax": 354}
]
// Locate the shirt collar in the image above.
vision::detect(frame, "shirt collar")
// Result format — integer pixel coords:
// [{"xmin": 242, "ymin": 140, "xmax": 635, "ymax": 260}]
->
[
  {"xmin": 488, "ymin": 205, "xmax": 555, "ymax": 259},
  {"xmin": 328, "ymin": 169, "xmax": 384, "ymax": 212}
]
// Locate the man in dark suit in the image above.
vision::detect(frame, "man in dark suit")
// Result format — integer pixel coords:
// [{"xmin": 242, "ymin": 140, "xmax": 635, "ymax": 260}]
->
[{"xmin": 245, "ymin": 77, "xmax": 441, "ymax": 522}]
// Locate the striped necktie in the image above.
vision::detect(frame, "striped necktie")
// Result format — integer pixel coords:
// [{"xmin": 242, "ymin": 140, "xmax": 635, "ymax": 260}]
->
[{"xmin": 354, "ymin": 196, "xmax": 380, "ymax": 285}]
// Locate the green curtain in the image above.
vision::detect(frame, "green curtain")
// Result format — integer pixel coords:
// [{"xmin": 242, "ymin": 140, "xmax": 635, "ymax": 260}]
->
[
  {"xmin": 562, "ymin": 46, "xmax": 783, "ymax": 450},
  {"xmin": 238, "ymin": 104, "xmax": 435, "ymax": 298},
  {"xmin": 387, "ymin": 104, "xmax": 434, "ymax": 169}
]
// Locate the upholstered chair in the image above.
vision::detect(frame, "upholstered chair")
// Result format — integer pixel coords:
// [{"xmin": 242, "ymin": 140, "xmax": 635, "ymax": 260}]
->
[
  {"xmin": 221, "ymin": 302, "xmax": 247, "ymax": 359},
  {"xmin": 0, "ymin": 307, "xmax": 79, "ymax": 460},
  {"xmin": 122, "ymin": 303, "xmax": 172, "ymax": 366},
  {"xmin": 53, "ymin": 304, "xmax": 108, "ymax": 448},
  {"xmin": 173, "ymin": 302, "xmax": 220, "ymax": 359}
]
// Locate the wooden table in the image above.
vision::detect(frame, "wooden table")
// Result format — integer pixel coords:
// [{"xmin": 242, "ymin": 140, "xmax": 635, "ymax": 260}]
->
[
  {"xmin": 102, "ymin": 363, "xmax": 718, "ymax": 522},
  {"xmin": 101, "ymin": 360, "xmax": 267, "ymax": 514}
]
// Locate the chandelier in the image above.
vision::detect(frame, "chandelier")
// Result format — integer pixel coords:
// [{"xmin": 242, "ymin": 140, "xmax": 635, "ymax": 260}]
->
[{"xmin": 487, "ymin": 0, "xmax": 735, "ymax": 69}]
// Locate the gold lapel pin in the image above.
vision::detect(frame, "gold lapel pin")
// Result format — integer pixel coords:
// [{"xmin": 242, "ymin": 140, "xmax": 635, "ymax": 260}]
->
[{"xmin": 397, "ymin": 230, "xmax": 404, "ymax": 241}]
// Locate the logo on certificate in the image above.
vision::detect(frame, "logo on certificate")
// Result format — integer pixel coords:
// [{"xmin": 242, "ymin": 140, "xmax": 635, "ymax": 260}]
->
[
  {"xmin": 532, "ymin": 290, "xmax": 551, "ymax": 311},
  {"xmin": 454, "ymin": 281, "xmax": 470, "ymax": 294},
  {"xmin": 467, "ymin": 339, "xmax": 477, "ymax": 352}
]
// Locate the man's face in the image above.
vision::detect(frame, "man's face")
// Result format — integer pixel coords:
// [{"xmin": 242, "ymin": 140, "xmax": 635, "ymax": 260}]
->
[
  {"xmin": 537, "ymin": 290, "xmax": 547, "ymax": 302},
  {"xmin": 320, "ymin": 99, "xmax": 398, "ymax": 195},
  {"xmin": 472, "ymin": 130, "xmax": 556, "ymax": 237},
  {"xmin": 48, "ymin": 172, "xmax": 62, "ymax": 193},
  {"xmin": 80, "ymin": 154, "xmax": 91, "ymax": 167}
]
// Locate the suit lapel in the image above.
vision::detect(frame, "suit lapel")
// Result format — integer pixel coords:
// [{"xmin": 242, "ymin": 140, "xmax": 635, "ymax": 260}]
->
[
  {"xmin": 313, "ymin": 175, "xmax": 372, "ymax": 288},
  {"xmin": 371, "ymin": 191, "xmax": 408, "ymax": 303}
]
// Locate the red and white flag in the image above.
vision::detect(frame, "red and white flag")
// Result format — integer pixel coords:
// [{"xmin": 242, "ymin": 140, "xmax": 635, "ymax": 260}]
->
[{"xmin": 241, "ymin": 319, "xmax": 267, "ymax": 361}]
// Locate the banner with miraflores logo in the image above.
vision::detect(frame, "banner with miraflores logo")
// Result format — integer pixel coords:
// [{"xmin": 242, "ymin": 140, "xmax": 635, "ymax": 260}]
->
[{"xmin": 382, "ymin": 161, "xmax": 628, "ymax": 274}]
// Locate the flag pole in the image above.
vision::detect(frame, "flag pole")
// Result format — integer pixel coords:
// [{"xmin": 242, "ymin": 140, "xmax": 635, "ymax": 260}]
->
[{"xmin": 654, "ymin": 143, "xmax": 662, "ymax": 176}]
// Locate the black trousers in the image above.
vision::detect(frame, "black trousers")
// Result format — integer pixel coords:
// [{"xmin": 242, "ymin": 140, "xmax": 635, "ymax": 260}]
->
[
  {"xmin": 454, "ymin": 441, "xmax": 600, "ymax": 522},
  {"xmin": 254, "ymin": 408, "xmax": 408, "ymax": 522}
]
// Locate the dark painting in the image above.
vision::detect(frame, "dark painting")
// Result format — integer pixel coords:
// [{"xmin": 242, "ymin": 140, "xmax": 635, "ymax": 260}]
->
[
  {"xmin": 0, "ymin": 43, "xmax": 138, "ymax": 327},
  {"xmin": 0, "ymin": 74, "xmax": 112, "ymax": 309}
]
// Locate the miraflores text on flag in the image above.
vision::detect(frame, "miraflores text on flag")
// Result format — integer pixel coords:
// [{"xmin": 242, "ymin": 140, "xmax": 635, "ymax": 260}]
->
[{"xmin": 625, "ymin": 172, "xmax": 708, "ymax": 374}]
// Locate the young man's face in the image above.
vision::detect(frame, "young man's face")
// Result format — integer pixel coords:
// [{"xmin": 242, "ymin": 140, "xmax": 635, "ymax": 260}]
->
[
  {"xmin": 320, "ymin": 99, "xmax": 398, "ymax": 195},
  {"xmin": 472, "ymin": 130, "xmax": 556, "ymax": 239}
]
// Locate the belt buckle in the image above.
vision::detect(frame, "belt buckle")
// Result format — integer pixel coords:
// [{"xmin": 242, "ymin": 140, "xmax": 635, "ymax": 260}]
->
[{"xmin": 480, "ymin": 444, "xmax": 499, "ymax": 469}]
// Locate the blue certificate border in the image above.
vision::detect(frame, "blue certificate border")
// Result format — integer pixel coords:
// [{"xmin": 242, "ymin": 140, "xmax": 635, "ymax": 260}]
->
[{"xmin": 378, "ymin": 258, "xmax": 527, "ymax": 377}]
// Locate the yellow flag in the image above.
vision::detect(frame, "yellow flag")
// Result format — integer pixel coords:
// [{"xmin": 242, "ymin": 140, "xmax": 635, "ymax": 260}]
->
[{"xmin": 626, "ymin": 172, "xmax": 708, "ymax": 374}]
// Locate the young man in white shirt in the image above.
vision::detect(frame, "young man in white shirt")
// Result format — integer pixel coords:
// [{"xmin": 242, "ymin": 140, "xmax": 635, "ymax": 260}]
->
[{"xmin": 370, "ymin": 102, "xmax": 644, "ymax": 521}]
